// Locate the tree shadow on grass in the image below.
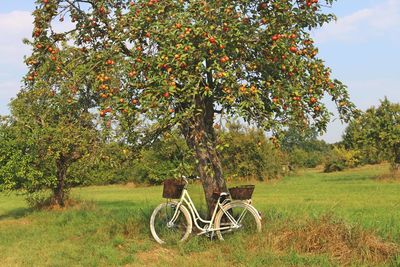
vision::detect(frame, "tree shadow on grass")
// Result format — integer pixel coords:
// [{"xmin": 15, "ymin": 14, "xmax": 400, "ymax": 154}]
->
[
  {"xmin": 95, "ymin": 200, "xmax": 155, "ymax": 215},
  {"xmin": 0, "ymin": 207, "xmax": 32, "ymax": 221},
  {"xmin": 0, "ymin": 199, "xmax": 154, "ymax": 222},
  {"xmin": 95, "ymin": 200, "xmax": 146, "ymax": 210},
  {"xmin": 93, "ymin": 200, "xmax": 156, "ymax": 224},
  {"xmin": 322, "ymin": 175, "xmax": 373, "ymax": 183}
]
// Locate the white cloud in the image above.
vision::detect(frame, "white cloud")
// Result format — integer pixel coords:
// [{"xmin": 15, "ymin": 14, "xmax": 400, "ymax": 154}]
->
[
  {"xmin": 0, "ymin": 81, "xmax": 21, "ymax": 115},
  {"xmin": 0, "ymin": 11, "xmax": 31, "ymax": 114},
  {"xmin": 0, "ymin": 9, "xmax": 76, "ymax": 65},
  {"xmin": 313, "ymin": 0, "xmax": 400, "ymax": 43},
  {"xmin": 0, "ymin": 11, "xmax": 33, "ymax": 65},
  {"xmin": 0, "ymin": 10, "xmax": 75, "ymax": 115},
  {"xmin": 0, "ymin": 10, "xmax": 32, "ymax": 32},
  {"xmin": 0, "ymin": 81, "xmax": 20, "ymax": 99}
]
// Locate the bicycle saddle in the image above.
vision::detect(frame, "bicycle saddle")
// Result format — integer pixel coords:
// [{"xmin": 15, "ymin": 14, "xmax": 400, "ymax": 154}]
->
[{"xmin": 212, "ymin": 191, "xmax": 229, "ymax": 200}]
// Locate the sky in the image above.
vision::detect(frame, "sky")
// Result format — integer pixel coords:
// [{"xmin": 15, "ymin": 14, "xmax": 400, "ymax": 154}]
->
[{"xmin": 0, "ymin": 0, "xmax": 399, "ymax": 143}]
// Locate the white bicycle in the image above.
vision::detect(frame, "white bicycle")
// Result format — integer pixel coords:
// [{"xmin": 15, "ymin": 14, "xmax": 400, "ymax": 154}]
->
[{"xmin": 150, "ymin": 176, "xmax": 262, "ymax": 244}]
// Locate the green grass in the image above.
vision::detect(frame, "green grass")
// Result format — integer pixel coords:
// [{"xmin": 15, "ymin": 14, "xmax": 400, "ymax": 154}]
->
[{"xmin": 0, "ymin": 164, "xmax": 399, "ymax": 266}]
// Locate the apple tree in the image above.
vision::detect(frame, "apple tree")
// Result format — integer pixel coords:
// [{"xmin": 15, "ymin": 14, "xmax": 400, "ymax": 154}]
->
[
  {"xmin": 0, "ymin": 45, "xmax": 100, "ymax": 207},
  {"xmin": 28, "ymin": 0, "xmax": 355, "ymax": 213}
]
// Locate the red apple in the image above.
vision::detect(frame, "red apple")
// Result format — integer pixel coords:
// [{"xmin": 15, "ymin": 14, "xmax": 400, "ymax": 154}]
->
[{"xmin": 208, "ymin": 36, "xmax": 216, "ymax": 44}]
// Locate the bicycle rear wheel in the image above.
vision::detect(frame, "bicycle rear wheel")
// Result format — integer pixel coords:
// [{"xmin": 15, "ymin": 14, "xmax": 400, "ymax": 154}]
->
[
  {"xmin": 150, "ymin": 201, "xmax": 192, "ymax": 244},
  {"xmin": 214, "ymin": 201, "xmax": 261, "ymax": 240}
]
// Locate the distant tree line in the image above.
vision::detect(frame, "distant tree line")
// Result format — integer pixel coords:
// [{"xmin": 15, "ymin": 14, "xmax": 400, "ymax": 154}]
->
[
  {"xmin": 0, "ymin": 89, "xmax": 398, "ymax": 208},
  {"xmin": 0, "ymin": 88, "xmax": 322, "ymax": 208}
]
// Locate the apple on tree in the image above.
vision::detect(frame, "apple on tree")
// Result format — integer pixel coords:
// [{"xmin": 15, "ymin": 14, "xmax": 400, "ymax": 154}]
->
[{"xmin": 27, "ymin": 0, "xmax": 356, "ymax": 215}]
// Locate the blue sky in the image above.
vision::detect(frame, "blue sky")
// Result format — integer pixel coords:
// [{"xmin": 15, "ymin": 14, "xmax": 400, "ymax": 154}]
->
[{"xmin": 0, "ymin": 0, "xmax": 399, "ymax": 143}]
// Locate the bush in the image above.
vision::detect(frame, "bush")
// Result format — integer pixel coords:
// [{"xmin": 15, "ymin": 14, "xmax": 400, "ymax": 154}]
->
[
  {"xmin": 68, "ymin": 142, "xmax": 134, "ymax": 186},
  {"xmin": 324, "ymin": 147, "xmax": 361, "ymax": 173},
  {"xmin": 289, "ymin": 148, "xmax": 327, "ymax": 169},
  {"xmin": 281, "ymin": 127, "xmax": 332, "ymax": 170},
  {"xmin": 65, "ymin": 126, "xmax": 290, "ymax": 185},
  {"xmin": 73, "ymin": 125, "xmax": 289, "ymax": 185},
  {"xmin": 74, "ymin": 135, "xmax": 194, "ymax": 185},
  {"xmin": 324, "ymin": 160, "xmax": 346, "ymax": 173},
  {"xmin": 136, "ymin": 135, "xmax": 195, "ymax": 184},
  {"xmin": 221, "ymin": 124, "xmax": 288, "ymax": 180}
]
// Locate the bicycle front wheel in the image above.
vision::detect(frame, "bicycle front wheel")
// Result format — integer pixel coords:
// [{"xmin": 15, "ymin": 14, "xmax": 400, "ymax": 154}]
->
[
  {"xmin": 150, "ymin": 201, "xmax": 192, "ymax": 244},
  {"xmin": 214, "ymin": 201, "xmax": 262, "ymax": 241}
]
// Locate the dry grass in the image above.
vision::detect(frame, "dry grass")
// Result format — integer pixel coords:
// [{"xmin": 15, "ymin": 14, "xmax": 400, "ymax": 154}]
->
[
  {"xmin": 375, "ymin": 170, "xmax": 400, "ymax": 181},
  {"xmin": 136, "ymin": 214, "xmax": 400, "ymax": 266},
  {"xmin": 135, "ymin": 247, "xmax": 176, "ymax": 266},
  {"xmin": 124, "ymin": 182, "xmax": 139, "ymax": 188},
  {"xmin": 0, "ymin": 218, "xmax": 31, "ymax": 228},
  {"xmin": 36, "ymin": 197, "xmax": 96, "ymax": 212},
  {"xmin": 271, "ymin": 215, "xmax": 399, "ymax": 266},
  {"xmin": 1, "ymin": 164, "xmax": 399, "ymax": 266},
  {"xmin": 134, "ymin": 247, "xmax": 225, "ymax": 267}
]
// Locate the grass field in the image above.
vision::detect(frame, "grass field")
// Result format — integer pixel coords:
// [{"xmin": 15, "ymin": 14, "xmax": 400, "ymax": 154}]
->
[{"xmin": 1, "ymin": 164, "xmax": 399, "ymax": 266}]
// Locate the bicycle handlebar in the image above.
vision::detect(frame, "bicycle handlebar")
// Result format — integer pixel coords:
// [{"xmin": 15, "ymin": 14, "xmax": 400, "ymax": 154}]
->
[{"xmin": 182, "ymin": 175, "xmax": 200, "ymax": 184}]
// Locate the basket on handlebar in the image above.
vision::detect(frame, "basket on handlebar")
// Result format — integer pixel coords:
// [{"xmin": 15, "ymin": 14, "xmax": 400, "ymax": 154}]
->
[
  {"xmin": 228, "ymin": 185, "xmax": 255, "ymax": 200},
  {"xmin": 162, "ymin": 179, "xmax": 185, "ymax": 199}
]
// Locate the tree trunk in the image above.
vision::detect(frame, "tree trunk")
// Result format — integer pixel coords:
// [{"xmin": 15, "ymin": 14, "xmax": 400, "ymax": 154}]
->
[
  {"xmin": 54, "ymin": 156, "xmax": 68, "ymax": 207},
  {"xmin": 392, "ymin": 143, "xmax": 400, "ymax": 172},
  {"xmin": 393, "ymin": 164, "xmax": 400, "ymax": 172},
  {"xmin": 181, "ymin": 95, "xmax": 227, "ymax": 217}
]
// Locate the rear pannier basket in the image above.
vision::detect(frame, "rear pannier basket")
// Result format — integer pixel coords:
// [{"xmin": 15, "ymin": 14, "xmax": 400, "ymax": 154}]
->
[
  {"xmin": 229, "ymin": 185, "xmax": 255, "ymax": 200},
  {"xmin": 162, "ymin": 179, "xmax": 184, "ymax": 199}
]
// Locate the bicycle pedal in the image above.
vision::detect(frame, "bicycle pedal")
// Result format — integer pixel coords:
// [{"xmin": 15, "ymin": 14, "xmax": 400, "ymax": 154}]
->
[{"xmin": 205, "ymin": 232, "xmax": 215, "ymax": 240}]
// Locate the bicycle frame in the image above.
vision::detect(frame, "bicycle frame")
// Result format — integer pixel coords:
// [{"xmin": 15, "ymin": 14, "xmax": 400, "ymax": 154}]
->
[{"xmin": 168, "ymin": 188, "xmax": 241, "ymax": 236}]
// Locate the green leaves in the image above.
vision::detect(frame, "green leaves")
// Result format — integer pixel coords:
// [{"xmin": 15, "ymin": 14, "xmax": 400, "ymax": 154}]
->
[
  {"xmin": 28, "ymin": 1, "xmax": 354, "ymax": 136},
  {"xmin": 343, "ymin": 98, "xmax": 400, "ymax": 168},
  {"xmin": 0, "ymin": 83, "xmax": 99, "ymax": 205}
]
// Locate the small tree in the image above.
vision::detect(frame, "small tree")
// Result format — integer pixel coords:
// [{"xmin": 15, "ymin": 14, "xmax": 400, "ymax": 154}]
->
[
  {"xmin": 28, "ymin": 0, "xmax": 355, "ymax": 214},
  {"xmin": 1, "ymin": 44, "xmax": 100, "ymax": 207},
  {"xmin": 343, "ymin": 98, "xmax": 400, "ymax": 171},
  {"xmin": 0, "ymin": 89, "xmax": 98, "ymax": 207}
]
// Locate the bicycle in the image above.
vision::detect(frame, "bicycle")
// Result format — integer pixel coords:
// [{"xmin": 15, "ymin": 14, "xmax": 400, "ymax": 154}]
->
[{"xmin": 149, "ymin": 175, "xmax": 262, "ymax": 244}]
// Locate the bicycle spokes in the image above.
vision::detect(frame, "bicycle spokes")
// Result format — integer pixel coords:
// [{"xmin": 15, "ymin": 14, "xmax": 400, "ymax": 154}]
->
[
  {"xmin": 153, "ymin": 203, "xmax": 189, "ymax": 244},
  {"xmin": 218, "ymin": 204, "xmax": 260, "ymax": 238}
]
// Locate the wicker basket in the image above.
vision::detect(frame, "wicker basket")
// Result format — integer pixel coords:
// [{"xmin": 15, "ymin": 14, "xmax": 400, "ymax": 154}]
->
[
  {"xmin": 162, "ymin": 179, "xmax": 185, "ymax": 199},
  {"xmin": 229, "ymin": 185, "xmax": 255, "ymax": 200}
]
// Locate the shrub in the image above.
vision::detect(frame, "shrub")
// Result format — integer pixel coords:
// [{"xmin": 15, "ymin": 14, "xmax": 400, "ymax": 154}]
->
[
  {"xmin": 68, "ymin": 142, "xmax": 158, "ymax": 185},
  {"xmin": 221, "ymin": 124, "xmax": 288, "ymax": 180},
  {"xmin": 289, "ymin": 148, "xmax": 327, "ymax": 169},
  {"xmin": 65, "ymin": 126, "xmax": 290, "ymax": 185},
  {"xmin": 324, "ymin": 147, "xmax": 361, "ymax": 173},
  {"xmin": 281, "ymin": 127, "xmax": 332, "ymax": 170}
]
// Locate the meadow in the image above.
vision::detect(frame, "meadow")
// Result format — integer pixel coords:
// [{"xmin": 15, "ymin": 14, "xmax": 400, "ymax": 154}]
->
[{"xmin": 0, "ymin": 164, "xmax": 399, "ymax": 266}]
